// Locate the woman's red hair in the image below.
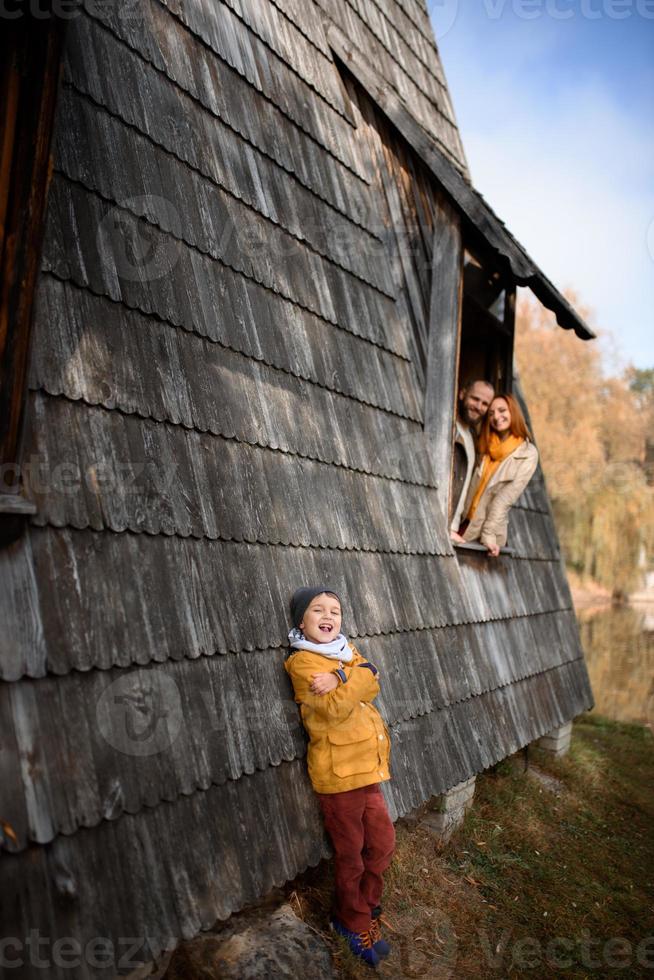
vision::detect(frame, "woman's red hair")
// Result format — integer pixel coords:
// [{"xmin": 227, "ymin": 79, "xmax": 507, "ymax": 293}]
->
[{"xmin": 478, "ymin": 393, "xmax": 532, "ymax": 454}]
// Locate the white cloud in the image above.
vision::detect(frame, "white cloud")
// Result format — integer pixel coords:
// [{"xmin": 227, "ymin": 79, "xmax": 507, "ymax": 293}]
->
[{"xmin": 437, "ymin": 25, "xmax": 654, "ymax": 367}]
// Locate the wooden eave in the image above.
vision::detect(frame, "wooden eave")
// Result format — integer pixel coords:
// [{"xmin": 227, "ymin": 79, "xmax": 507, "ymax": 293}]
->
[{"xmin": 328, "ymin": 23, "xmax": 595, "ymax": 342}]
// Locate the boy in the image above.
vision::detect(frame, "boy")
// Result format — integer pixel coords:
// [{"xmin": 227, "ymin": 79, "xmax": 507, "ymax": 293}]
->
[{"xmin": 285, "ymin": 586, "xmax": 395, "ymax": 968}]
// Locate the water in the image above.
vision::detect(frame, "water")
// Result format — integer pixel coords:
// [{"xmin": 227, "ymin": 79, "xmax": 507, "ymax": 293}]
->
[{"xmin": 577, "ymin": 603, "xmax": 654, "ymax": 728}]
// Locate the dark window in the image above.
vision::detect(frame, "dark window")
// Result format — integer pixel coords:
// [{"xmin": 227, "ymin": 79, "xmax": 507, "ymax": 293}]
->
[
  {"xmin": 451, "ymin": 250, "xmax": 518, "ymax": 555},
  {"xmin": 0, "ymin": 11, "xmax": 65, "ymax": 535},
  {"xmin": 458, "ymin": 250, "xmax": 515, "ymax": 394}
]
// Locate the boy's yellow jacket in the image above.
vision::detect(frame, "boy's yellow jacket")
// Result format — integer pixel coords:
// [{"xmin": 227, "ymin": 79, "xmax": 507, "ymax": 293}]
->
[{"xmin": 285, "ymin": 644, "xmax": 391, "ymax": 794}]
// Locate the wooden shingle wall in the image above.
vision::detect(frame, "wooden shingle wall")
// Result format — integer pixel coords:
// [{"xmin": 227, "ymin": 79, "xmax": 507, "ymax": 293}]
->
[{"xmin": 0, "ymin": 2, "xmax": 592, "ymax": 976}]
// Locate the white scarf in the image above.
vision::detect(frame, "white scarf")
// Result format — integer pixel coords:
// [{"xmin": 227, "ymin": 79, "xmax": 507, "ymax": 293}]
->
[{"xmin": 287, "ymin": 628, "xmax": 353, "ymax": 662}]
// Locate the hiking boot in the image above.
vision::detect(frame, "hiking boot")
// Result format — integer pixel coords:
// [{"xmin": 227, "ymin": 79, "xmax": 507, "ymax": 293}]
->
[
  {"xmin": 330, "ymin": 918, "xmax": 380, "ymax": 967},
  {"xmin": 370, "ymin": 906, "xmax": 391, "ymax": 958}
]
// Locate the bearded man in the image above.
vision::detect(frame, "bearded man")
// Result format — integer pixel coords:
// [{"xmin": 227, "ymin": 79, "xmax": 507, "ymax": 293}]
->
[{"xmin": 450, "ymin": 379, "xmax": 494, "ymax": 541}]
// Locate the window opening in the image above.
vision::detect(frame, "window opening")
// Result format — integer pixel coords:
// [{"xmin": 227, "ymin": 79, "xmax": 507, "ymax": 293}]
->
[
  {"xmin": 450, "ymin": 250, "xmax": 518, "ymax": 554},
  {"xmin": 457, "ymin": 250, "xmax": 515, "ymax": 394},
  {"xmin": 0, "ymin": 12, "xmax": 65, "ymax": 538}
]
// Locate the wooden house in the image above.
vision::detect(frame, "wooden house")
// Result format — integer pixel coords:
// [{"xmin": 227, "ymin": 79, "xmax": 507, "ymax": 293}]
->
[{"xmin": 0, "ymin": 0, "xmax": 594, "ymax": 975}]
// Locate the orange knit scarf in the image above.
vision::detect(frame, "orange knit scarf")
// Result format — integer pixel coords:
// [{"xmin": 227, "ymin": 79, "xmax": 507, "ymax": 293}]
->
[{"xmin": 466, "ymin": 433, "xmax": 524, "ymax": 523}]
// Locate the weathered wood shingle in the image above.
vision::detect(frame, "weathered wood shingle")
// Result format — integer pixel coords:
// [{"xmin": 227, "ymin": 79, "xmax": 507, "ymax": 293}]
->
[{"xmin": 1, "ymin": 602, "xmax": 585, "ymax": 845}]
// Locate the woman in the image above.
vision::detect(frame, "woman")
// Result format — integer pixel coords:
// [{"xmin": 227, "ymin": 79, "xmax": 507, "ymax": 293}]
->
[{"xmin": 454, "ymin": 393, "xmax": 538, "ymax": 557}]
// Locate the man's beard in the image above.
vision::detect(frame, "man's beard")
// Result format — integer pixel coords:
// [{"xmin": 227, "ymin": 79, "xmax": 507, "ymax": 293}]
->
[{"xmin": 460, "ymin": 403, "xmax": 483, "ymax": 427}]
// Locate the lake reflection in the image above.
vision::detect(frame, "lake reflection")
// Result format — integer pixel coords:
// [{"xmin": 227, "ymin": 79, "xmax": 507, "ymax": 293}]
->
[{"xmin": 578, "ymin": 603, "xmax": 654, "ymax": 727}]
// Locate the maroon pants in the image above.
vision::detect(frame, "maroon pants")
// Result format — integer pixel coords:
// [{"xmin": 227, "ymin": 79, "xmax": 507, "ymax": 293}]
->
[{"xmin": 317, "ymin": 784, "xmax": 395, "ymax": 934}]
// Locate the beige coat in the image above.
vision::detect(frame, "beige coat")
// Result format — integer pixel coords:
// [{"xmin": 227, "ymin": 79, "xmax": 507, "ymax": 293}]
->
[{"xmin": 462, "ymin": 441, "xmax": 539, "ymax": 549}]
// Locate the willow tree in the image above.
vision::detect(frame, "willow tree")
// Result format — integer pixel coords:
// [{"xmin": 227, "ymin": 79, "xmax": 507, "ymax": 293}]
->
[{"xmin": 515, "ymin": 292, "xmax": 653, "ymax": 595}]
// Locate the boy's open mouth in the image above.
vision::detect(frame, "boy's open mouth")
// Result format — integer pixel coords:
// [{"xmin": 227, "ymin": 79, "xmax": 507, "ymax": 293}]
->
[{"xmin": 319, "ymin": 624, "xmax": 334, "ymax": 633}]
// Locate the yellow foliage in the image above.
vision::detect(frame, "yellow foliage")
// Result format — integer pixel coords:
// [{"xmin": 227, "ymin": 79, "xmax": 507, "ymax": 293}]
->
[{"xmin": 515, "ymin": 292, "xmax": 653, "ymax": 594}]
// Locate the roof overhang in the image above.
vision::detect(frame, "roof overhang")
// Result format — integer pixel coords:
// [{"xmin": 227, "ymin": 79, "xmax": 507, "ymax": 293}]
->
[{"xmin": 328, "ymin": 24, "xmax": 595, "ymax": 341}]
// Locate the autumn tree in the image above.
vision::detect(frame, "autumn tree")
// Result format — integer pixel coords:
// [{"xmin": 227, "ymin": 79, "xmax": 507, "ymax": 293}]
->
[{"xmin": 515, "ymin": 291, "xmax": 653, "ymax": 595}]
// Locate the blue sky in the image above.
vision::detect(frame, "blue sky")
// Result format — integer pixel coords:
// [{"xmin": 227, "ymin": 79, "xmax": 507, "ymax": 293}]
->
[{"xmin": 429, "ymin": 0, "xmax": 654, "ymax": 369}]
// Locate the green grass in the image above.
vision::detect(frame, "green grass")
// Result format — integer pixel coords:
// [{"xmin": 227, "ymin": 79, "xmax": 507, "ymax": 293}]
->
[{"xmin": 287, "ymin": 714, "xmax": 654, "ymax": 979}]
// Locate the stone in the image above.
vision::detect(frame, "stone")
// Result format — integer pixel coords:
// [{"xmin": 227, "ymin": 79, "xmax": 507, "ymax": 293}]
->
[
  {"xmin": 164, "ymin": 903, "xmax": 335, "ymax": 980},
  {"xmin": 536, "ymin": 721, "xmax": 573, "ymax": 758},
  {"xmin": 435, "ymin": 776, "xmax": 476, "ymax": 813},
  {"xmin": 420, "ymin": 776, "xmax": 476, "ymax": 843}
]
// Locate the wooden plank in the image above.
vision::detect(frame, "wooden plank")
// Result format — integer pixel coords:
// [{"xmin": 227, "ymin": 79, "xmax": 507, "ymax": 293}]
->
[
  {"xmin": 24, "ymin": 390, "xmax": 448, "ymax": 556},
  {"xmin": 42, "ymin": 163, "xmax": 410, "ymax": 358},
  {"xmin": 1, "ymin": 609, "xmax": 583, "ymax": 850},
  {"xmin": 29, "ymin": 275, "xmax": 432, "ymax": 487},
  {"xmin": 147, "ymin": 0, "xmax": 369, "ymax": 181},
  {"xmin": 504, "ymin": 509, "xmax": 560, "ymax": 561},
  {"xmin": 0, "ymin": 759, "xmax": 328, "ymax": 968},
  {"xmin": 221, "ymin": 0, "xmax": 355, "ymax": 123},
  {"xmin": 32, "ymin": 269, "xmax": 423, "ymax": 424},
  {"xmin": 369, "ymin": 0, "xmax": 452, "ymax": 93},
  {"xmin": 386, "ymin": 658, "xmax": 593, "ymax": 818},
  {"xmin": 374, "ymin": 119, "xmax": 434, "ymax": 373},
  {"xmin": 327, "ymin": 22, "xmax": 594, "ymax": 341},
  {"xmin": 0, "ymin": 496, "xmax": 37, "ymax": 515},
  {"xmin": 1, "ymin": 648, "xmax": 307, "ymax": 848},
  {"xmin": 326, "ymin": 0, "xmax": 465, "ymax": 166},
  {"xmin": 0, "ymin": 525, "xmax": 577, "ymax": 680},
  {"xmin": 343, "ymin": 0, "xmax": 464, "ymax": 141},
  {"xmin": 161, "ymin": 0, "xmax": 354, "ymax": 124},
  {"xmin": 0, "ymin": 532, "xmax": 47, "ymax": 679},
  {"xmin": 268, "ymin": 0, "xmax": 333, "ymax": 56},
  {"xmin": 74, "ymin": 5, "xmax": 376, "ymax": 236},
  {"xmin": 57, "ymin": 78, "xmax": 391, "ymax": 306},
  {"xmin": 342, "ymin": 72, "xmax": 460, "ymax": 409},
  {"xmin": 502, "ymin": 286, "xmax": 517, "ymax": 388},
  {"xmin": 63, "ymin": 18, "xmax": 389, "ymax": 283},
  {"xmin": 52, "ymin": 96, "xmax": 402, "ymax": 341},
  {"xmin": 424, "ymin": 193, "xmax": 463, "ymax": 515}
]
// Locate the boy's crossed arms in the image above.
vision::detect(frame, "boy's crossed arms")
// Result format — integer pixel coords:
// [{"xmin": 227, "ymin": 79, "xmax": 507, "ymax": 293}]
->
[{"xmin": 287, "ymin": 651, "xmax": 380, "ymax": 725}]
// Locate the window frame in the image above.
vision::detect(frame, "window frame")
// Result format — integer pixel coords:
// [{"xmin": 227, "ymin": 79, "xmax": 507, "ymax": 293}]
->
[
  {"xmin": 0, "ymin": 10, "xmax": 66, "ymax": 540},
  {"xmin": 458, "ymin": 246, "xmax": 517, "ymax": 396},
  {"xmin": 449, "ymin": 243, "xmax": 519, "ymax": 556}
]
